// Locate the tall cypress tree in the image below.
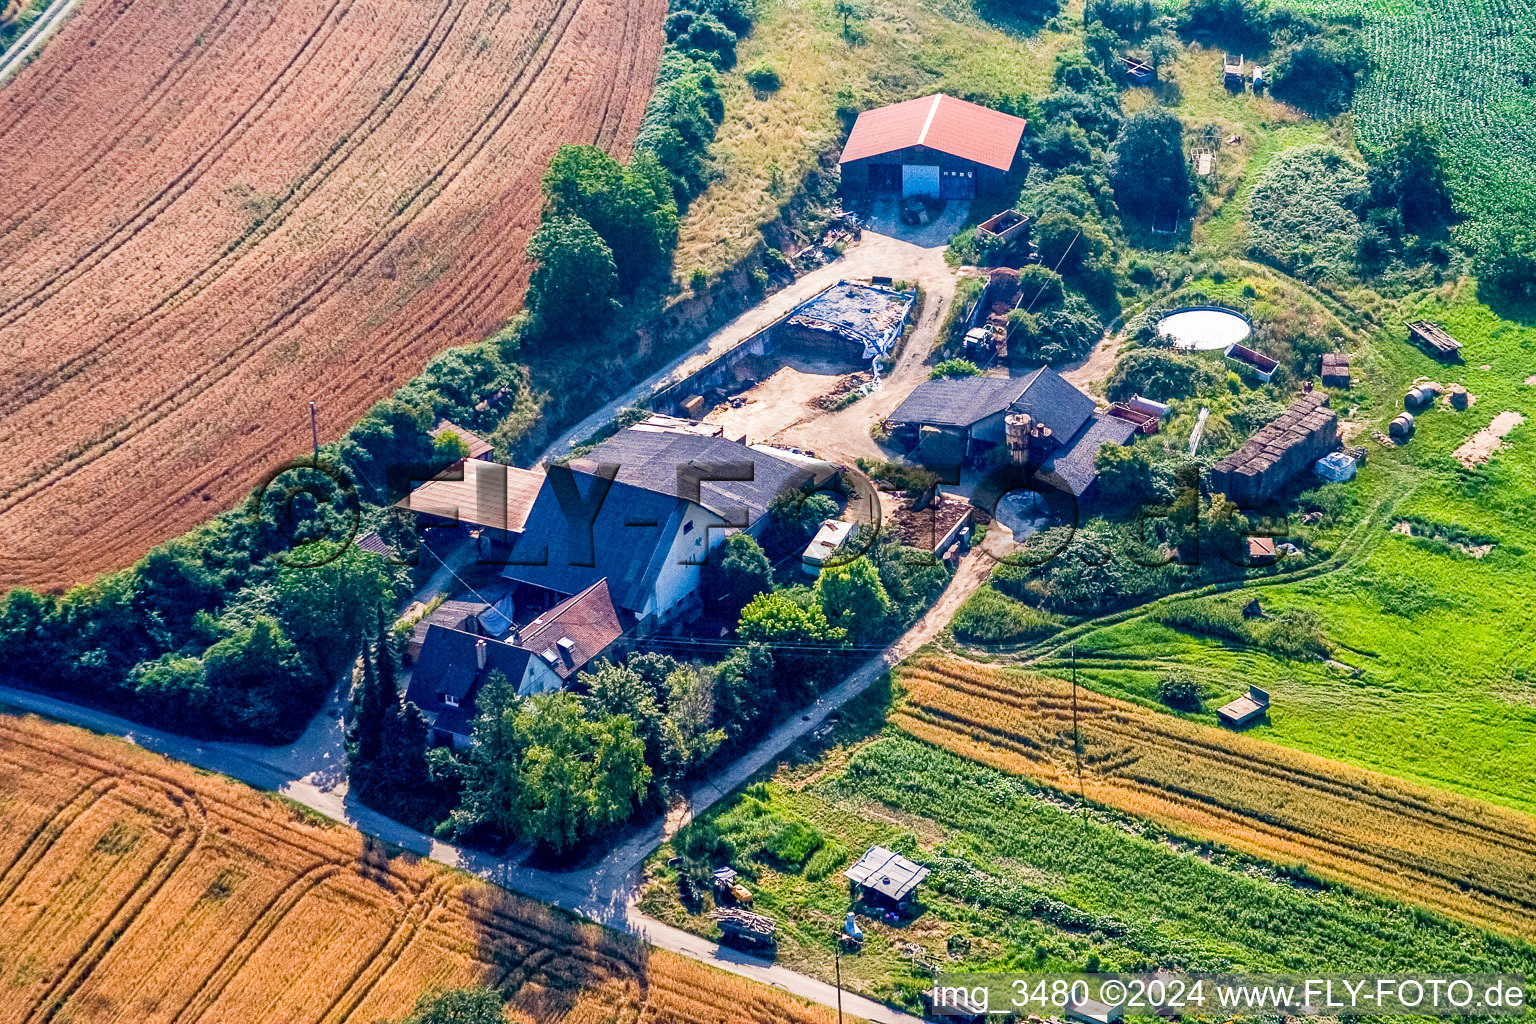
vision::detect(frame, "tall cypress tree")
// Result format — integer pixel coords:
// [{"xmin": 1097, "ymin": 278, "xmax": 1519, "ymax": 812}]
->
[{"xmin": 349, "ymin": 622, "xmax": 390, "ymax": 770}]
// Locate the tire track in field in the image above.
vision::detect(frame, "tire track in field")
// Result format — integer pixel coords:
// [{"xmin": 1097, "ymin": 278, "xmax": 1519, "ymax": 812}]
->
[
  {"xmin": 0, "ymin": 0, "xmax": 351, "ymax": 337},
  {"xmin": 896, "ymin": 663, "xmax": 1536, "ymax": 934},
  {"xmin": 0, "ymin": 0, "xmax": 570, "ymax": 489},
  {"xmin": 316, "ymin": 876, "xmax": 461, "ymax": 1024},
  {"xmin": 17, "ymin": 777, "xmax": 206, "ymax": 1024},
  {"xmin": 0, "ymin": 0, "xmax": 256, "ymax": 244},
  {"xmin": 0, "ymin": 775, "xmax": 118, "ymax": 906},
  {"xmin": 0, "ymin": 0, "xmax": 591, "ymax": 512}
]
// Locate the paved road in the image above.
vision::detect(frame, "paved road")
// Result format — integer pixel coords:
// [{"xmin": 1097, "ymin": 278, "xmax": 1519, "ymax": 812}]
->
[
  {"xmin": 0, "ymin": 547, "xmax": 995, "ymax": 1024},
  {"xmin": 0, "ymin": 0, "xmax": 81, "ymax": 84}
]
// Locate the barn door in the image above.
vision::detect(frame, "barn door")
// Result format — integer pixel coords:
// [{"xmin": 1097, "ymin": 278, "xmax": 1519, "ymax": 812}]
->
[
  {"xmin": 940, "ymin": 168, "xmax": 975, "ymax": 199},
  {"xmin": 901, "ymin": 164, "xmax": 940, "ymax": 197}
]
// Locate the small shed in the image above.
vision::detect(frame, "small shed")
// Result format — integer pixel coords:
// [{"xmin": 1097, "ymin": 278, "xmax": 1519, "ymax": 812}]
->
[
  {"xmin": 1121, "ymin": 54, "xmax": 1154, "ymax": 84},
  {"xmin": 1320, "ymin": 353, "xmax": 1351, "ymax": 388},
  {"xmin": 802, "ymin": 519, "xmax": 857, "ymax": 575},
  {"xmin": 846, "ymin": 845, "xmax": 929, "ymax": 907},
  {"xmin": 1216, "ymin": 684, "xmax": 1270, "ymax": 729},
  {"xmin": 1407, "ymin": 320, "xmax": 1463, "ymax": 359},
  {"xmin": 1247, "ymin": 536, "xmax": 1277, "ymax": 565},
  {"xmin": 976, "ymin": 208, "xmax": 1030, "ymax": 248},
  {"xmin": 1314, "ymin": 451, "xmax": 1357, "ymax": 483},
  {"xmin": 432, "ymin": 420, "xmax": 495, "ymax": 461}
]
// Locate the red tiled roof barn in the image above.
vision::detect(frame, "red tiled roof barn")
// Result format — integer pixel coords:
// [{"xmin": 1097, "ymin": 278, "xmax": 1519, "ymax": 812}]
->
[{"xmin": 839, "ymin": 94, "xmax": 1027, "ymax": 199}]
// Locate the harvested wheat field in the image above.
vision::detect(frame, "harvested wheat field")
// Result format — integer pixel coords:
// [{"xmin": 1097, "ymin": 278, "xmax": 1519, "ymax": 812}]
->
[
  {"xmin": 894, "ymin": 656, "xmax": 1536, "ymax": 941},
  {"xmin": 0, "ymin": 0, "xmax": 664, "ymax": 591},
  {"xmin": 0, "ymin": 712, "xmax": 840, "ymax": 1024}
]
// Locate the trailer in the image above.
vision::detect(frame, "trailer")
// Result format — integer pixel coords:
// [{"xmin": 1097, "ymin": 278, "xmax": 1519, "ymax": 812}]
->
[{"xmin": 713, "ymin": 908, "xmax": 777, "ymax": 949}]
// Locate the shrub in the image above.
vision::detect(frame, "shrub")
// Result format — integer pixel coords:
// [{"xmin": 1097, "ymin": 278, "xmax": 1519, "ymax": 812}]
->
[
  {"xmin": 951, "ymin": 587, "xmax": 1060, "ymax": 643},
  {"xmin": 804, "ymin": 839, "xmax": 850, "ymax": 881},
  {"xmin": 743, "ymin": 61, "xmax": 780, "ymax": 90},
  {"xmin": 1247, "ymin": 146, "xmax": 1369, "ymax": 283},
  {"xmin": 931, "ymin": 357, "xmax": 981, "ymax": 379},
  {"xmin": 1156, "ymin": 675, "xmax": 1202, "ymax": 711},
  {"xmin": 764, "ymin": 820, "xmax": 824, "ymax": 867},
  {"xmin": 1106, "ymin": 348, "xmax": 1211, "ymax": 402}
]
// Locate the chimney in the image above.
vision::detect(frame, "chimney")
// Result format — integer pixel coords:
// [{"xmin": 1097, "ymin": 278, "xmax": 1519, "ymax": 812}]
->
[{"xmin": 475, "ymin": 637, "xmax": 487, "ymax": 671}]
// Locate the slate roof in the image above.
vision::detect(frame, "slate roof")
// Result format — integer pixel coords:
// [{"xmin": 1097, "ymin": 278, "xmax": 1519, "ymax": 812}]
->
[
  {"xmin": 580, "ymin": 429, "xmax": 817, "ymax": 525},
  {"xmin": 502, "ymin": 474, "xmax": 684, "ymax": 615},
  {"xmin": 514, "ymin": 579, "xmax": 624, "ymax": 682},
  {"xmin": 1035, "ymin": 414, "xmax": 1138, "ymax": 498},
  {"xmin": 405, "ymin": 626, "xmax": 531, "ymax": 738},
  {"xmin": 839, "ymin": 94, "xmax": 1027, "ymax": 172},
  {"xmin": 887, "ymin": 366, "xmax": 1096, "ymax": 440},
  {"xmin": 503, "ymin": 431, "xmax": 820, "ymax": 614}
]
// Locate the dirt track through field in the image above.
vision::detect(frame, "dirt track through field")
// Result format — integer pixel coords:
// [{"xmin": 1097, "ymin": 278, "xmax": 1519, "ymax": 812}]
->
[
  {"xmin": 893, "ymin": 656, "xmax": 1536, "ymax": 942},
  {"xmin": 0, "ymin": 0, "xmax": 664, "ymax": 591},
  {"xmin": 0, "ymin": 713, "xmax": 842, "ymax": 1024}
]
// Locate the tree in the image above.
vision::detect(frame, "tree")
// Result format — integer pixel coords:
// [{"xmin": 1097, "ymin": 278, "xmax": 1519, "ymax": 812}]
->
[
  {"xmin": 833, "ymin": 0, "xmax": 866, "ymax": 40},
  {"xmin": 660, "ymin": 665, "xmax": 725, "ymax": 781},
  {"xmin": 1110, "ymin": 109, "xmax": 1192, "ymax": 218},
  {"xmin": 702, "ymin": 532, "xmax": 773, "ymax": 617},
  {"xmin": 738, "ymin": 591, "xmax": 847, "ymax": 692},
  {"xmin": 665, "ymin": 9, "xmax": 738, "ymax": 66},
  {"xmin": 453, "ymin": 670, "xmax": 525, "ymax": 838},
  {"xmin": 201, "ymin": 617, "xmax": 310, "ymax": 737},
  {"xmin": 399, "ymin": 986, "xmax": 506, "ymax": 1024},
  {"xmin": 524, "ymin": 216, "xmax": 619, "ymax": 339},
  {"xmin": 0, "ymin": 588, "xmax": 63, "ymax": 683},
  {"xmin": 514, "ymin": 693, "xmax": 650, "ymax": 856},
  {"xmin": 1271, "ymin": 32, "xmax": 1369, "ymax": 115},
  {"xmin": 765, "ymin": 490, "xmax": 840, "ymax": 553},
  {"xmin": 1033, "ymin": 124, "xmax": 1094, "ymax": 172},
  {"xmin": 372, "ymin": 700, "xmax": 432, "ymax": 800},
  {"xmin": 582, "ymin": 660, "xmax": 665, "ymax": 775},
  {"xmin": 541, "ymin": 146, "xmax": 679, "ymax": 287},
  {"xmin": 712, "ymin": 642, "xmax": 775, "ymax": 739},
  {"xmin": 349, "ymin": 631, "xmax": 391, "ymax": 768},
  {"xmin": 1033, "ymin": 209, "xmax": 1108, "ymax": 277},
  {"xmin": 814, "ymin": 557, "xmax": 893, "ymax": 645},
  {"xmin": 130, "ymin": 655, "xmax": 209, "ymax": 729},
  {"xmin": 272, "ymin": 549, "xmax": 394, "ymax": 679},
  {"xmin": 1368, "ymin": 121, "xmax": 1454, "ymax": 235}
]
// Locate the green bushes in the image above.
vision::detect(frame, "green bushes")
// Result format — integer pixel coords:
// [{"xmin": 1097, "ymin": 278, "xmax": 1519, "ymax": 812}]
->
[
  {"xmin": 1152, "ymin": 596, "xmax": 1329, "ymax": 662},
  {"xmin": 930, "ymin": 358, "xmax": 981, "ymax": 379},
  {"xmin": 1106, "ymin": 348, "xmax": 1212, "ymax": 403},
  {"xmin": 765, "ymin": 820, "xmax": 825, "ymax": 867},
  {"xmin": 1156, "ymin": 675, "xmax": 1202, "ymax": 712},
  {"xmin": 951, "ymin": 588, "xmax": 1060, "ymax": 644},
  {"xmin": 743, "ymin": 61, "xmax": 781, "ymax": 90},
  {"xmin": 1247, "ymin": 146, "xmax": 1369, "ymax": 283}
]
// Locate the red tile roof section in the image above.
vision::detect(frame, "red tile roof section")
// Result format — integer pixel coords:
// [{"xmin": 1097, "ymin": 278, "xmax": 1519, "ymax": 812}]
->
[
  {"xmin": 839, "ymin": 94, "xmax": 1027, "ymax": 172},
  {"xmin": 517, "ymin": 579, "xmax": 624, "ymax": 680}
]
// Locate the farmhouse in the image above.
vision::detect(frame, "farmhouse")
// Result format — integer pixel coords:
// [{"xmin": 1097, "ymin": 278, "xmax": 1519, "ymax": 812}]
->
[
  {"xmin": 846, "ymin": 845, "xmax": 930, "ymax": 908},
  {"xmin": 501, "ymin": 428, "xmax": 836, "ymax": 629},
  {"xmin": 1208, "ymin": 391, "xmax": 1339, "ymax": 507},
  {"xmin": 886, "ymin": 367, "xmax": 1137, "ymax": 500},
  {"xmin": 838, "ymin": 93, "xmax": 1027, "ymax": 199},
  {"xmin": 406, "ymin": 579, "xmax": 624, "ymax": 746}
]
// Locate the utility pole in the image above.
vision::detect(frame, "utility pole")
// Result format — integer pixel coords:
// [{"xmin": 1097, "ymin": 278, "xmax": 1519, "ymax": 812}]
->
[
  {"xmin": 835, "ymin": 947, "xmax": 844, "ymax": 1024},
  {"xmin": 309, "ymin": 401, "xmax": 320, "ymax": 467}
]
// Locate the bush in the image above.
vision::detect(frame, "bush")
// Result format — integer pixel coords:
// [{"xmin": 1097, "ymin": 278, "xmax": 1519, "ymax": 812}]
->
[
  {"xmin": 1110, "ymin": 109, "xmax": 1192, "ymax": 218},
  {"xmin": 743, "ymin": 61, "xmax": 780, "ymax": 90},
  {"xmin": 804, "ymin": 839, "xmax": 850, "ymax": 881},
  {"xmin": 951, "ymin": 587, "xmax": 1060, "ymax": 643},
  {"xmin": 764, "ymin": 820, "xmax": 824, "ymax": 867},
  {"xmin": 1106, "ymin": 348, "xmax": 1211, "ymax": 402},
  {"xmin": 1156, "ymin": 675, "xmax": 1202, "ymax": 711},
  {"xmin": 931, "ymin": 357, "xmax": 981, "ymax": 379},
  {"xmin": 1247, "ymin": 146, "xmax": 1369, "ymax": 283}
]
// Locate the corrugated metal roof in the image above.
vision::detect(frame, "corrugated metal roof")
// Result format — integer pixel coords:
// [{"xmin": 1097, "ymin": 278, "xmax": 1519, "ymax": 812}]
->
[{"xmin": 839, "ymin": 94, "xmax": 1027, "ymax": 172}]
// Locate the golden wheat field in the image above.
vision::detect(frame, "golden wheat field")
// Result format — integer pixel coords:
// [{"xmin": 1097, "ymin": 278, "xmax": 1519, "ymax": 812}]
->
[
  {"xmin": 894, "ymin": 656, "xmax": 1536, "ymax": 942},
  {"xmin": 0, "ymin": 713, "xmax": 839, "ymax": 1024}
]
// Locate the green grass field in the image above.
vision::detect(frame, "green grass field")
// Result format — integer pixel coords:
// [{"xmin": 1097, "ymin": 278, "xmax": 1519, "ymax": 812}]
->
[
  {"xmin": 1025, "ymin": 280, "xmax": 1536, "ymax": 814},
  {"xmin": 642, "ymin": 724, "xmax": 1536, "ymax": 1014},
  {"xmin": 674, "ymin": 0, "xmax": 1080, "ymax": 279}
]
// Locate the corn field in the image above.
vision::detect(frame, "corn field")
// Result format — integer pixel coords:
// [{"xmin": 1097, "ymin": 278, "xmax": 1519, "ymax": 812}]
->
[
  {"xmin": 894, "ymin": 656, "xmax": 1536, "ymax": 941},
  {"xmin": 0, "ymin": 714, "xmax": 838, "ymax": 1024}
]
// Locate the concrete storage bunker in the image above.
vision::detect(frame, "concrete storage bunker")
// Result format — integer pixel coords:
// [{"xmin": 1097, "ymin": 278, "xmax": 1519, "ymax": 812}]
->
[{"xmin": 1157, "ymin": 306, "xmax": 1252, "ymax": 351}]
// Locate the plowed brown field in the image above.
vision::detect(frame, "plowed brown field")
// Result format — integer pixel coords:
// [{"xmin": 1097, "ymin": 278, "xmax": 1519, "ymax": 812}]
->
[
  {"xmin": 894, "ymin": 656, "xmax": 1536, "ymax": 942},
  {"xmin": 0, "ymin": 711, "xmax": 840, "ymax": 1024},
  {"xmin": 0, "ymin": 0, "xmax": 663, "ymax": 591}
]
